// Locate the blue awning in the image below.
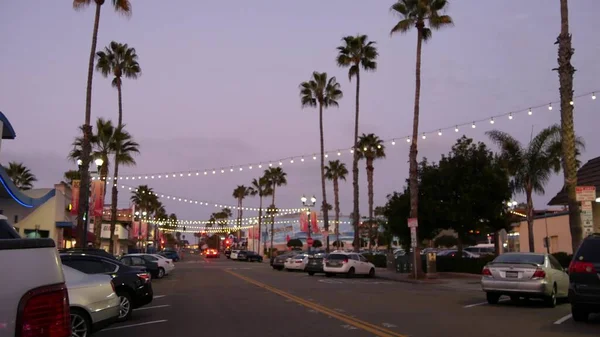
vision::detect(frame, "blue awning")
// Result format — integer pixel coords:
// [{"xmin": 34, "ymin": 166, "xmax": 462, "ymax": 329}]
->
[
  {"xmin": 56, "ymin": 221, "xmax": 75, "ymax": 228},
  {"xmin": 0, "ymin": 166, "xmax": 55, "ymax": 208}
]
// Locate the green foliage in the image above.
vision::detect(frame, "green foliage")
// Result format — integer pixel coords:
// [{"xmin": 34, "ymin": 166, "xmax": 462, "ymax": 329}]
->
[
  {"xmin": 551, "ymin": 252, "xmax": 573, "ymax": 269},
  {"xmin": 362, "ymin": 253, "xmax": 387, "ymax": 268},
  {"xmin": 312, "ymin": 240, "xmax": 323, "ymax": 248},
  {"xmin": 287, "ymin": 239, "xmax": 303, "ymax": 248},
  {"xmin": 299, "ymin": 72, "xmax": 343, "ymax": 109},
  {"xmin": 332, "ymin": 240, "xmax": 344, "ymax": 248},
  {"xmin": 434, "ymin": 235, "xmax": 458, "ymax": 248},
  {"xmin": 5, "ymin": 162, "xmax": 37, "ymax": 190},
  {"xmin": 390, "ymin": 0, "xmax": 454, "ymax": 42}
]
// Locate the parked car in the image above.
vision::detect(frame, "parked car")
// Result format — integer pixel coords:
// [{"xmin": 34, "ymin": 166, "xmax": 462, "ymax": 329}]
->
[
  {"xmin": 437, "ymin": 249, "xmax": 480, "ymax": 258},
  {"xmin": 152, "ymin": 254, "xmax": 175, "ymax": 275},
  {"xmin": 481, "ymin": 252, "xmax": 569, "ymax": 307},
  {"xmin": 272, "ymin": 252, "xmax": 297, "ymax": 270},
  {"xmin": 568, "ymin": 233, "xmax": 600, "ymax": 322},
  {"xmin": 60, "ymin": 253, "xmax": 153, "ymax": 321},
  {"xmin": 63, "ymin": 265, "xmax": 119, "ymax": 336},
  {"xmin": 204, "ymin": 248, "xmax": 220, "ymax": 258},
  {"xmin": 230, "ymin": 249, "xmax": 241, "ymax": 260},
  {"xmin": 159, "ymin": 250, "xmax": 181, "ymax": 262},
  {"xmin": 224, "ymin": 249, "xmax": 232, "ymax": 259},
  {"xmin": 120, "ymin": 254, "xmax": 162, "ymax": 278},
  {"xmin": 237, "ymin": 250, "xmax": 263, "ymax": 262},
  {"xmin": 284, "ymin": 253, "xmax": 310, "ymax": 271},
  {"xmin": 59, "ymin": 247, "xmax": 118, "ymax": 260},
  {"xmin": 306, "ymin": 253, "xmax": 328, "ymax": 276},
  {"xmin": 323, "ymin": 252, "xmax": 376, "ymax": 278}
]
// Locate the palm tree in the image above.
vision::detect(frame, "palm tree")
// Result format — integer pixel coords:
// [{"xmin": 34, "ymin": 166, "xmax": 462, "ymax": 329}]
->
[
  {"xmin": 96, "ymin": 41, "xmax": 141, "ymax": 126},
  {"xmin": 250, "ymin": 177, "xmax": 273, "ymax": 255},
  {"xmin": 325, "ymin": 160, "xmax": 348, "ymax": 249},
  {"xmin": 130, "ymin": 185, "xmax": 157, "ymax": 252},
  {"xmin": 555, "ymin": 0, "xmax": 580, "ymax": 252},
  {"xmin": 263, "ymin": 167, "xmax": 287, "ymax": 255},
  {"xmin": 486, "ymin": 125, "xmax": 583, "ymax": 252},
  {"xmin": 108, "ymin": 125, "xmax": 139, "ymax": 254},
  {"xmin": 390, "ymin": 0, "xmax": 452, "ymax": 276},
  {"xmin": 233, "ymin": 185, "xmax": 255, "ymax": 244},
  {"xmin": 357, "ymin": 134, "xmax": 386, "ymax": 251},
  {"xmin": 299, "ymin": 71, "xmax": 343, "ymax": 250},
  {"xmin": 336, "ymin": 35, "xmax": 378, "ymax": 253},
  {"xmin": 73, "ymin": 0, "xmax": 132, "ymax": 246},
  {"xmin": 64, "ymin": 170, "xmax": 81, "ymax": 184},
  {"xmin": 5, "ymin": 162, "xmax": 37, "ymax": 190}
]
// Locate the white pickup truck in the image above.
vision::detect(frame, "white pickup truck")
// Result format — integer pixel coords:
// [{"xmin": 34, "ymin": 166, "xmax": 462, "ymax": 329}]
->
[{"xmin": 0, "ymin": 215, "xmax": 71, "ymax": 337}]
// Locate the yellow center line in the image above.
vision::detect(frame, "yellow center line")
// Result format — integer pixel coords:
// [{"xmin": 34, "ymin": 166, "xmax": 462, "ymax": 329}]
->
[{"xmin": 224, "ymin": 269, "xmax": 408, "ymax": 337}]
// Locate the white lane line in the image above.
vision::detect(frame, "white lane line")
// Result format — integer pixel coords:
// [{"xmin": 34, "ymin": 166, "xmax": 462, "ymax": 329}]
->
[
  {"xmin": 553, "ymin": 314, "xmax": 572, "ymax": 325},
  {"xmin": 382, "ymin": 323, "xmax": 397, "ymax": 328},
  {"xmin": 134, "ymin": 305, "xmax": 171, "ymax": 311},
  {"xmin": 101, "ymin": 320, "xmax": 168, "ymax": 331},
  {"xmin": 463, "ymin": 299, "xmax": 508, "ymax": 308},
  {"xmin": 153, "ymin": 295, "xmax": 166, "ymax": 299}
]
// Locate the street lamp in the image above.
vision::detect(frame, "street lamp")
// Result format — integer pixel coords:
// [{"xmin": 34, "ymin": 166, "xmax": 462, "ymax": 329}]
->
[
  {"xmin": 301, "ymin": 195, "xmax": 317, "ymax": 253},
  {"xmin": 77, "ymin": 157, "xmax": 104, "ymax": 247}
]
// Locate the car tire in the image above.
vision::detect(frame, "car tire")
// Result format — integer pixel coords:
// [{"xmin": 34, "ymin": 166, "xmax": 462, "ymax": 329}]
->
[
  {"xmin": 308, "ymin": 271, "xmax": 315, "ymax": 276},
  {"xmin": 157, "ymin": 268, "xmax": 165, "ymax": 279},
  {"xmin": 70, "ymin": 308, "xmax": 91, "ymax": 337},
  {"xmin": 346, "ymin": 267, "xmax": 355, "ymax": 278},
  {"xmin": 368, "ymin": 268, "xmax": 375, "ymax": 278},
  {"xmin": 571, "ymin": 305, "xmax": 589, "ymax": 322},
  {"xmin": 486, "ymin": 292, "xmax": 500, "ymax": 305},
  {"xmin": 545, "ymin": 284, "xmax": 557, "ymax": 308},
  {"xmin": 116, "ymin": 291, "xmax": 133, "ymax": 322}
]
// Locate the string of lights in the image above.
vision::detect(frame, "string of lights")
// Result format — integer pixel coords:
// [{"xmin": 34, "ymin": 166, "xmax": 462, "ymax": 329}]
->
[
  {"xmin": 91, "ymin": 90, "xmax": 597, "ymax": 181},
  {"xmin": 148, "ymin": 218, "xmax": 350, "ymax": 227}
]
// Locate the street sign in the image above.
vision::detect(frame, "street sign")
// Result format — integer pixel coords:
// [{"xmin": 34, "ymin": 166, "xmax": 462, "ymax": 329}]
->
[
  {"xmin": 408, "ymin": 218, "xmax": 418, "ymax": 228},
  {"xmin": 576, "ymin": 186, "xmax": 596, "ymax": 202},
  {"xmin": 410, "ymin": 227, "xmax": 417, "ymax": 248},
  {"xmin": 307, "ymin": 237, "xmax": 314, "ymax": 246},
  {"xmin": 581, "ymin": 201, "xmax": 594, "ymax": 236}
]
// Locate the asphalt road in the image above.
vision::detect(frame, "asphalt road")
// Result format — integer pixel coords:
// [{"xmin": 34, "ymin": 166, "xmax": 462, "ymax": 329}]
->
[{"xmin": 96, "ymin": 254, "xmax": 599, "ymax": 337}]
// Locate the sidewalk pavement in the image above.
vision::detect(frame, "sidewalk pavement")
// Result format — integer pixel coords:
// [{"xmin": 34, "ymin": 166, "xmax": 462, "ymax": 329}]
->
[{"xmin": 375, "ymin": 268, "xmax": 481, "ymax": 286}]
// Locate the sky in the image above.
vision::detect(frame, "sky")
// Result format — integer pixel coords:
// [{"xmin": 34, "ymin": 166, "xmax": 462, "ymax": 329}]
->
[{"xmin": 1, "ymin": 0, "xmax": 599, "ymax": 225}]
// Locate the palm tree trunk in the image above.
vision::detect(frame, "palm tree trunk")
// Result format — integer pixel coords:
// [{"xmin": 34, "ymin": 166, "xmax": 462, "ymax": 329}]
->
[
  {"xmin": 557, "ymin": 0, "xmax": 582, "ymax": 251},
  {"xmin": 108, "ymin": 82, "xmax": 124, "ymax": 255},
  {"xmin": 352, "ymin": 70, "xmax": 361, "ymax": 253},
  {"xmin": 270, "ymin": 188, "xmax": 276, "ymax": 257},
  {"xmin": 93, "ymin": 165, "xmax": 109, "ymax": 248},
  {"xmin": 77, "ymin": 3, "xmax": 103, "ymax": 248},
  {"xmin": 367, "ymin": 160, "xmax": 374, "ymax": 252},
  {"xmin": 258, "ymin": 196, "xmax": 262, "ymax": 255},
  {"xmin": 334, "ymin": 178, "xmax": 340, "ymax": 248},
  {"xmin": 117, "ymin": 81, "xmax": 123, "ymax": 126},
  {"xmin": 238, "ymin": 198, "xmax": 243, "ymax": 245},
  {"xmin": 526, "ymin": 187, "xmax": 535, "ymax": 252},
  {"xmin": 318, "ymin": 104, "xmax": 330, "ymax": 253}
]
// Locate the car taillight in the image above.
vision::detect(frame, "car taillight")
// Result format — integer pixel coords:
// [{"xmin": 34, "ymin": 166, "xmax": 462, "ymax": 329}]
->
[
  {"xmin": 137, "ymin": 273, "xmax": 151, "ymax": 283},
  {"xmin": 17, "ymin": 283, "xmax": 70, "ymax": 337},
  {"xmin": 166, "ymin": 261, "xmax": 170, "ymax": 264},
  {"xmin": 569, "ymin": 261, "xmax": 597, "ymax": 274},
  {"xmin": 532, "ymin": 269, "xmax": 546, "ymax": 279},
  {"xmin": 482, "ymin": 267, "xmax": 492, "ymax": 276},
  {"xmin": 343, "ymin": 258, "xmax": 348, "ymax": 263}
]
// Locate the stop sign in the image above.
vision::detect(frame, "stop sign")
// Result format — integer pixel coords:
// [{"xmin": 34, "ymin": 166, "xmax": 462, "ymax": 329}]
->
[{"xmin": 307, "ymin": 237, "xmax": 314, "ymax": 246}]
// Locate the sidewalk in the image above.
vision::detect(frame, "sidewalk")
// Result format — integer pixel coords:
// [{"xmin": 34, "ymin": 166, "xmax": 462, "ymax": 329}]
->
[{"xmin": 375, "ymin": 268, "xmax": 481, "ymax": 286}]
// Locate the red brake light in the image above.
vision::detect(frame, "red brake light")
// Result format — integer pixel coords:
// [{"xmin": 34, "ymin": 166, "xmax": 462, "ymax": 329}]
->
[
  {"xmin": 482, "ymin": 267, "xmax": 492, "ymax": 276},
  {"xmin": 137, "ymin": 273, "xmax": 151, "ymax": 283},
  {"xmin": 569, "ymin": 261, "xmax": 597, "ymax": 274},
  {"xmin": 343, "ymin": 258, "xmax": 348, "ymax": 263},
  {"xmin": 17, "ymin": 283, "xmax": 71, "ymax": 337},
  {"xmin": 532, "ymin": 269, "xmax": 546, "ymax": 279}
]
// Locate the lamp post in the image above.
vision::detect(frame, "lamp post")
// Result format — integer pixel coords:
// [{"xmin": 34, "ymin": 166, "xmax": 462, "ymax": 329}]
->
[
  {"xmin": 301, "ymin": 195, "xmax": 317, "ymax": 253},
  {"xmin": 77, "ymin": 157, "xmax": 103, "ymax": 247}
]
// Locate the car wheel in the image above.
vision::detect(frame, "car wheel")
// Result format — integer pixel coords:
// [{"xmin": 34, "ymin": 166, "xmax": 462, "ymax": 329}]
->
[
  {"xmin": 157, "ymin": 268, "xmax": 165, "ymax": 279},
  {"xmin": 486, "ymin": 292, "xmax": 500, "ymax": 305},
  {"xmin": 346, "ymin": 267, "xmax": 355, "ymax": 278},
  {"xmin": 116, "ymin": 292, "xmax": 133, "ymax": 321},
  {"xmin": 308, "ymin": 271, "xmax": 315, "ymax": 276},
  {"xmin": 70, "ymin": 308, "xmax": 91, "ymax": 337},
  {"xmin": 368, "ymin": 268, "xmax": 375, "ymax": 278},
  {"xmin": 545, "ymin": 284, "xmax": 557, "ymax": 308},
  {"xmin": 571, "ymin": 305, "xmax": 589, "ymax": 322}
]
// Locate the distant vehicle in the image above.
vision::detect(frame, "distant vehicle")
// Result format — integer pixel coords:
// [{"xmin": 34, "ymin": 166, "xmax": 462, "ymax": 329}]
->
[
  {"xmin": 151, "ymin": 254, "xmax": 175, "ymax": 275},
  {"xmin": 225, "ymin": 249, "xmax": 232, "ymax": 259},
  {"xmin": 59, "ymin": 247, "xmax": 118, "ymax": 260},
  {"xmin": 272, "ymin": 252, "xmax": 297, "ymax": 270},
  {"xmin": 0, "ymin": 215, "xmax": 71, "ymax": 337},
  {"xmin": 323, "ymin": 252, "xmax": 376, "ymax": 278},
  {"xmin": 237, "ymin": 251, "xmax": 263, "ymax": 262},
  {"xmin": 121, "ymin": 254, "xmax": 164, "ymax": 278},
  {"xmin": 159, "ymin": 250, "xmax": 181, "ymax": 262},
  {"xmin": 481, "ymin": 252, "xmax": 568, "ymax": 307},
  {"xmin": 465, "ymin": 244, "xmax": 495, "ymax": 256},
  {"xmin": 306, "ymin": 253, "xmax": 328, "ymax": 276},
  {"xmin": 230, "ymin": 250, "xmax": 241, "ymax": 260},
  {"xmin": 204, "ymin": 248, "xmax": 220, "ymax": 258},
  {"xmin": 437, "ymin": 249, "xmax": 480, "ymax": 258},
  {"xmin": 284, "ymin": 253, "xmax": 309, "ymax": 271},
  {"xmin": 568, "ymin": 233, "xmax": 600, "ymax": 322}
]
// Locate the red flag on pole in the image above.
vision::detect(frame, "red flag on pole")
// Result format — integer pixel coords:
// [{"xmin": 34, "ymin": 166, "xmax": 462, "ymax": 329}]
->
[
  {"xmin": 310, "ymin": 211, "xmax": 319, "ymax": 233},
  {"xmin": 286, "ymin": 234, "xmax": 291, "ymax": 242},
  {"xmin": 90, "ymin": 180, "xmax": 105, "ymax": 217},
  {"xmin": 300, "ymin": 212, "xmax": 308, "ymax": 232}
]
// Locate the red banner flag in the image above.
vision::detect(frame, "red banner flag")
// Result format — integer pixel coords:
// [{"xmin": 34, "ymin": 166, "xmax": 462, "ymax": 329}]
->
[
  {"xmin": 90, "ymin": 180, "xmax": 105, "ymax": 217},
  {"xmin": 286, "ymin": 235, "xmax": 291, "ymax": 242},
  {"xmin": 70, "ymin": 180, "xmax": 80, "ymax": 215},
  {"xmin": 311, "ymin": 211, "xmax": 319, "ymax": 233},
  {"xmin": 300, "ymin": 212, "xmax": 308, "ymax": 232}
]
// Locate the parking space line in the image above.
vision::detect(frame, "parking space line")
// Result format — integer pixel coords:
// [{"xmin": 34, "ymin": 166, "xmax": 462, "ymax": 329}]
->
[
  {"xmin": 134, "ymin": 305, "xmax": 171, "ymax": 311},
  {"xmin": 101, "ymin": 320, "xmax": 168, "ymax": 331},
  {"xmin": 153, "ymin": 295, "xmax": 166, "ymax": 299},
  {"xmin": 553, "ymin": 314, "xmax": 572, "ymax": 325},
  {"xmin": 463, "ymin": 299, "xmax": 508, "ymax": 308}
]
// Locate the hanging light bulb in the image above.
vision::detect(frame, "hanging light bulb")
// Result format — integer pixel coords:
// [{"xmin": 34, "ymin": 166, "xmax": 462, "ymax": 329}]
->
[
  {"xmin": 249, "ymin": 166, "xmax": 252, "ymax": 169},
  {"xmin": 290, "ymin": 159, "xmax": 294, "ymax": 163},
  {"xmin": 350, "ymin": 149, "xmax": 354, "ymax": 154},
  {"xmin": 279, "ymin": 161, "xmax": 283, "ymax": 166},
  {"xmin": 570, "ymin": 100, "xmax": 574, "ymax": 105},
  {"xmin": 528, "ymin": 108, "xmax": 532, "ymax": 115},
  {"xmin": 239, "ymin": 167, "xmax": 243, "ymax": 171},
  {"xmin": 269, "ymin": 163, "xmax": 273, "ymax": 167},
  {"xmin": 471, "ymin": 122, "xmax": 476, "ymax": 128},
  {"xmin": 230, "ymin": 168, "xmax": 234, "ymax": 172},
  {"xmin": 324, "ymin": 154, "xmax": 328, "ymax": 158},
  {"xmin": 337, "ymin": 152, "xmax": 341, "ymax": 156},
  {"xmin": 313, "ymin": 155, "xmax": 317, "ymax": 160},
  {"xmin": 212, "ymin": 170, "xmax": 216, "ymax": 174},
  {"xmin": 422, "ymin": 133, "xmax": 426, "ymax": 139},
  {"xmin": 592, "ymin": 93, "xmax": 596, "ymax": 100},
  {"xmin": 301, "ymin": 157, "xmax": 305, "ymax": 162},
  {"xmin": 258, "ymin": 164, "xmax": 262, "ymax": 168},
  {"xmin": 490, "ymin": 118, "xmax": 494, "ymax": 124},
  {"xmin": 391, "ymin": 140, "xmax": 396, "ymax": 145},
  {"xmin": 221, "ymin": 169, "xmax": 225, "ymax": 173},
  {"xmin": 508, "ymin": 113, "xmax": 513, "ymax": 120},
  {"xmin": 438, "ymin": 130, "xmax": 442, "ymax": 136},
  {"xmin": 204, "ymin": 171, "xmax": 207, "ymax": 175},
  {"xmin": 548, "ymin": 103, "xmax": 553, "ymax": 110},
  {"xmin": 406, "ymin": 137, "xmax": 411, "ymax": 143}
]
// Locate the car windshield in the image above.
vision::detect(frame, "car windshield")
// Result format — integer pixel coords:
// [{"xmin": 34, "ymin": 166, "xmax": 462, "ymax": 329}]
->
[
  {"xmin": 327, "ymin": 254, "xmax": 347, "ymax": 260},
  {"xmin": 574, "ymin": 239, "xmax": 600, "ymax": 263},
  {"xmin": 493, "ymin": 254, "xmax": 545, "ymax": 265}
]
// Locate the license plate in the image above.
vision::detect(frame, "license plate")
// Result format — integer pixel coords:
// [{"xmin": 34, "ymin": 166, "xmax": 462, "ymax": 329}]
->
[{"xmin": 506, "ymin": 271, "xmax": 518, "ymax": 278}]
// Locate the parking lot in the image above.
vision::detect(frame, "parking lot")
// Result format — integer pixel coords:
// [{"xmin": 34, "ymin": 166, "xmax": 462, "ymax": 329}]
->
[{"xmin": 97, "ymin": 254, "xmax": 599, "ymax": 337}]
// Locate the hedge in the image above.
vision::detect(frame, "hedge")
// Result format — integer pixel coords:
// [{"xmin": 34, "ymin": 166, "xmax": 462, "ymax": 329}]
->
[
  {"xmin": 362, "ymin": 253, "xmax": 387, "ymax": 268},
  {"xmin": 551, "ymin": 252, "xmax": 573, "ymax": 269},
  {"xmin": 434, "ymin": 255, "xmax": 495, "ymax": 274}
]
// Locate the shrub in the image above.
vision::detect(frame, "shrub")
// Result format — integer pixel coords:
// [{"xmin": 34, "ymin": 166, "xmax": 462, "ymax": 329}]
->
[
  {"xmin": 435, "ymin": 255, "xmax": 495, "ymax": 274},
  {"xmin": 551, "ymin": 252, "xmax": 573, "ymax": 269},
  {"xmin": 363, "ymin": 253, "xmax": 387, "ymax": 268}
]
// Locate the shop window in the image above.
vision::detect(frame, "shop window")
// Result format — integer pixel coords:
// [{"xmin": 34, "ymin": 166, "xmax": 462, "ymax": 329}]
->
[{"xmin": 24, "ymin": 229, "xmax": 50, "ymax": 238}]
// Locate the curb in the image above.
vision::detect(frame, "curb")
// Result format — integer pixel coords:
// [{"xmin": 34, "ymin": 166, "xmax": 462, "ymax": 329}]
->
[{"xmin": 375, "ymin": 272, "xmax": 445, "ymax": 284}]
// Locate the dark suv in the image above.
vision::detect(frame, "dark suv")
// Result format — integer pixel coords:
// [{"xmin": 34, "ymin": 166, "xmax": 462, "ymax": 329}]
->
[{"xmin": 568, "ymin": 234, "xmax": 600, "ymax": 322}]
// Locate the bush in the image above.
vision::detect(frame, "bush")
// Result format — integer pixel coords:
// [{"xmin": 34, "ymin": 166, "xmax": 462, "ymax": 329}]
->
[
  {"xmin": 362, "ymin": 253, "xmax": 387, "ymax": 268},
  {"xmin": 435, "ymin": 255, "xmax": 495, "ymax": 274},
  {"xmin": 551, "ymin": 252, "xmax": 573, "ymax": 269}
]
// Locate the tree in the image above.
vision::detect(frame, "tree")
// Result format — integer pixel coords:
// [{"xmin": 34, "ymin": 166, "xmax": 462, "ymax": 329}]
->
[
  {"xmin": 263, "ymin": 167, "xmax": 287, "ymax": 254},
  {"xmin": 332, "ymin": 240, "xmax": 344, "ymax": 248},
  {"xmin": 206, "ymin": 235, "xmax": 220, "ymax": 249},
  {"xmin": 390, "ymin": 0, "xmax": 453, "ymax": 277},
  {"xmin": 233, "ymin": 185, "xmax": 255, "ymax": 242},
  {"xmin": 130, "ymin": 185, "xmax": 158, "ymax": 251},
  {"xmin": 312, "ymin": 240, "xmax": 323, "ymax": 249},
  {"xmin": 434, "ymin": 235, "xmax": 458, "ymax": 248},
  {"xmin": 299, "ymin": 71, "xmax": 343, "ymax": 252},
  {"xmin": 287, "ymin": 239, "xmax": 303, "ymax": 248},
  {"xmin": 250, "ymin": 177, "xmax": 272, "ymax": 256},
  {"xmin": 336, "ymin": 34, "xmax": 378, "ymax": 255},
  {"xmin": 357, "ymin": 133, "xmax": 386, "ymax": 251},
  {"xmin": 325, "ymin": 160, "xmax": 348, "ymax": 250},
  {"xmin": 486, "ymin": 126, "xmax": 580, "ymax": 252},
  {"xmin": 73, "ymin": 0, "xmax": 132, "ymax": 248},
  {"xmin": 64, "ymin": 170, "xmax": 81, "ymax": 184},
  {"xmin": 5, "ymin": 162, "xmax": 37, "ymax": 190}
]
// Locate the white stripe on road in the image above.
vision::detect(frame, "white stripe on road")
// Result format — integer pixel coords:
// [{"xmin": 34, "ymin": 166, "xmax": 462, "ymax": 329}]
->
[
  {"xmin": 134, "ymin": 305, "xmax": 171, "ymax": 311},
  {"xmin": 101, "ymin": 320, "xmax": 168, "ymax": 331},
  {"xmin": 463, "ymin": 299, "xmax": 508, "ymax": 308},
  {"xmin": 554, "ymin": 314, "xmax": 572, "ymax": 325},
  {"xmin": 153, "ymin": 295, "xmax": 167, "ymax": 299}
]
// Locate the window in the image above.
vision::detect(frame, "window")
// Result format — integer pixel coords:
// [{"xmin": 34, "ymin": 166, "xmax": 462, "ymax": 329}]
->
[
  {"xmin": 493, "ymin": 253, "xmax": 545, "ymax": 265},
  {"xmin": 327, "ymin": 254, "xmax": 347, "ymax": 260},
  {"xmin": 548, "ymin": 255, "xmax": 563, "ymax": 270},
  {"xmin": 143, "ymin": 255, "xmax": 158, "ymax": 262},
  {"xmin": 131, "ymin": 256, "xmax": 146, "ymax": 266},
  {"xmin": 359, "ymin": 255, "xmax": 368, "ymax": 262},
  {"xmin": 102, "ymin": 261, "xmax": 119, "ymax": 273},
  {"xmin": 120, "ymin": 257, "xmax": 132, "ymax": 266},
  {"xmin": 574, "ymin": 238, "xmax": 600, "ymax": 263},
  {"xmin": 62, "ymin": 259, "xmax": 107, "ymax": 274},
  {"xmin": 349, "ymin": 254, "xmax": 359, "ymax": 261}
]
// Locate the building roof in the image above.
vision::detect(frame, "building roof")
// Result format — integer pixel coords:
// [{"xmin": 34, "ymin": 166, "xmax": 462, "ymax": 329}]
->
[
  {"xmin": 0, "ymin": 111, "xmax": 16, "ymax": 139},
  {"xmin": 0, "ymin": 165, "xmax": 55, "ymax": 208},
  {"xmin": 548, "ymin": 156, "xmax": 600, "ymax": 205}
]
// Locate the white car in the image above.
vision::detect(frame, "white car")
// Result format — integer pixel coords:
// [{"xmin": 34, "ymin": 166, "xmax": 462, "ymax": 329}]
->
[
  {"xmin": 63, "ymin": 265, "xmax": 120, "ymax": 337},
  {"xmin": 230, "ymin": 250, "xmax": 241, "ymax": 260},
  {"xmin": 284, "ymin": 253, "xmax": 309, "ymax": 271},
  {"xmin": 151, "ymin": 254, "xmax": 175, "ymax": 275},
  {"xmin": 323, "ymin": 252, "xmax": 376, "ymax": 277}
]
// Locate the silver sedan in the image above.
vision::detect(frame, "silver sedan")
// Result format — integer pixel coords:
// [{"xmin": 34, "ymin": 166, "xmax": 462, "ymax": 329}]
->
[{"xmin": 481, "ymin": 252, "xmax": 569, "ymax": 307}]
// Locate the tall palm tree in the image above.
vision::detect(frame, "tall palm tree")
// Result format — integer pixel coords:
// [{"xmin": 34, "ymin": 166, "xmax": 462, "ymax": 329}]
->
[
  {"xmin": 130, "ymin": 185, "xmax": 157, "ymax": 252},
  {"xmin": 250, "ymin": 177, "xmax": 273, "ymax": 255},
  {"xmin": 73, "ymin": 0, "xmax": 132, "ymax": 247},
  {"xmin": 299, "ymin": 71, "xmax": 343, "ymax": 250},
  {"xmin": 233, "ymin": 185, "xmax": 255, "ymax": 244},
  {"xmin": 325, "ymin": 160, "xmax": 348, "ymax": 249},
  {"xmin": 4, "ymin": 162, "xmax": 37, "ymax": 190},
  {"xmin": 108, "ymin": 125, "xmax": 139, "ymax": 254},
  {"xmin": 390, "ymin": 0, "xmax": 452, "ymax": 275},
  {"xmin": 64, "ymin": 170, "xmax": 81, "ymax": 184},
  {"xmin": 357, "ymin": 134, "xmax": 386, "ymax": 251},
  {"xmin": 486, "ymin": 125, "xmax": 584, "ymax": 252},
  {"xmin": 263, "ymin": 168, "xmax": 287, "ymax": 255},
  {"xmin": 336, "ymin": 34, "xmax": 378, "ymax": 253},
  {"xmin": 555, "ymin": 0, "xmax": 580, "ymax": 251}
]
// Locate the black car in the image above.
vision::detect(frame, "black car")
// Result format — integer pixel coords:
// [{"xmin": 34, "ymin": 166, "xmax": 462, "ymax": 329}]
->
[
  {"xmin": 225, "ymin": 249, "xmax": 232, "ymax": 259},
  {"xmin": 237, "ymin": 251, "xmax": 263, "ymax": 262},
  {"xmin": 60, "ymin": 253, "xmax": 153, "ymax": 321},
  {"xmin": 568, "ymin": 233, "xmax": 600, "ymax": 322},
  {"xmin": 272, "ymin": 252, "xmax": 297, "ymax": 270},
  {"xmin": 59, "ymin": 247, "xmax": 119, "ymax": 260},
  {"xmin": 305, "ymin": 253, "xmax": 328, "ymax": 276},
  {"xmin": 120, "ymin": 255, "xmax": 162, "ymax": 278}
]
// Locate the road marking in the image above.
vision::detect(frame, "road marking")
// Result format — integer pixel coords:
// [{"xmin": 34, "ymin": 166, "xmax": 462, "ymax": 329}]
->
[
  {"xmin": 319, "ymin": 279, "xmax": 342, "ymax": 284},
  {"xmin": 224, "ymin": 269, "xmax": 407, "ymax": 337},
  {"xmin": 341, "ymin": 324, "xmax": 358, "ymax": 330},
  {"xmin": 153, "ymin": 295, "xmax": 166, "ymax": 299},
  {"xmin": 334, "ymin": 308, "xmax": 345, "ymax": 312},
  {"xmin": 382, "ymin": 323, "xmax": 397, "ymax": 328},
  {"xmin": 554, "ymin": 314, "xmax": 572, "ymax": 325},
  {"xmin": 134, "ymin": 305, "xmax": 171, "ymax": 311},
  {"xmin": 463, "ymin": 299, "xmax": 508, "ymax": 308},
  {"xmin": 101, "ymin": 320, "xmax": 168, "ymax": 331},
  {"xmin": 308, "ymin": 309, "xmax": 318, "ymax": 313}
]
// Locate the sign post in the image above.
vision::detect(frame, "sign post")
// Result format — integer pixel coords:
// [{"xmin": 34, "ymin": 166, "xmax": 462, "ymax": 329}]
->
[
  {"xmin": 408, "ymin": 218, "xmax": 418, "ymax": 279},
  {"xmin": 576, "ymin": 186, "xmax": 596, "ymax": 237},
  {"xmin": 306, "ymin": 237, "xmax": 314, "ymax": 247}
]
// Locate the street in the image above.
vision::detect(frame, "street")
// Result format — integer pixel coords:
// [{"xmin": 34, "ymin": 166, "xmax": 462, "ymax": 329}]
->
[{"xmin": 98, "ymin": 255, "xmax": 599, "ymax": 337}]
